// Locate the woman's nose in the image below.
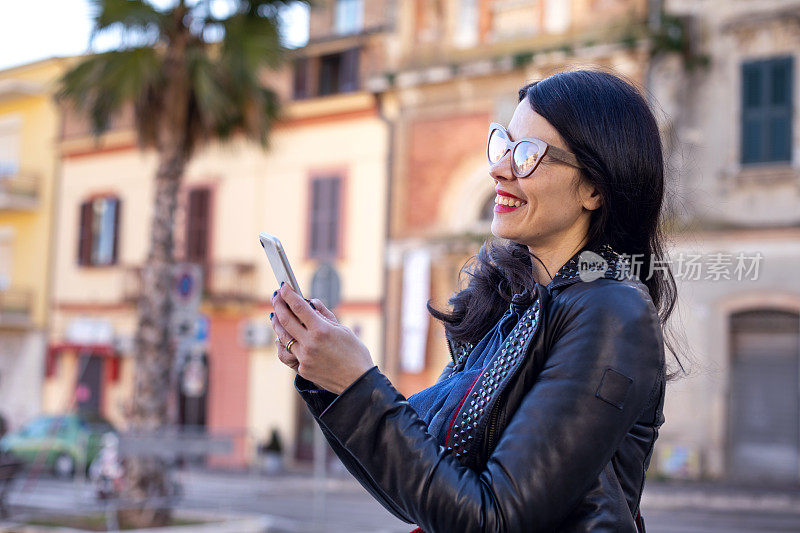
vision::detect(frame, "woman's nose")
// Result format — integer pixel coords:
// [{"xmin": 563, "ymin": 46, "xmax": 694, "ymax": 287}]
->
[{"xmin": 489, "ymin": 150, "xmax": 514, "ymax": 182}]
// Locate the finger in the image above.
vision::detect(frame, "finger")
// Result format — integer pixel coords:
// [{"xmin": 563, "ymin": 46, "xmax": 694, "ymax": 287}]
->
[
  {"xmin": 273, "ymin": 295, "xmax": 307, "ymax": 342},
  {"xmin": 275, "ymin": 342, "xmax": 300, "ymax": 370},
  {"xmin": 280, "ymin": 284, "xmax": 323, "ymax": 329},
  {"xmin": 269, "ymin": 312, "xmax": 293, "ymax": 346},
  {"xmin": 309, "ymin": 298, "xmax": 338, "ymax": 323}
]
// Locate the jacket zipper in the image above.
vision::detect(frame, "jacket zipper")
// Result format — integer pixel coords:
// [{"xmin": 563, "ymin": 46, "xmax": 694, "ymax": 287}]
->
[
  {"xmin": 446, "ymin": 337, "xmax": 456, "ymax": 364},
  {"xmin": 485, "ymin": 386, "xmax": 507, "ymax": 458}
]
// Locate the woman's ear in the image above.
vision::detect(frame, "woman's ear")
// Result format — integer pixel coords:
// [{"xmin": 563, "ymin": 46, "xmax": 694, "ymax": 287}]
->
[{"xmin": 578, "ymin": 179, "xmax": 603, "ymax": 211}]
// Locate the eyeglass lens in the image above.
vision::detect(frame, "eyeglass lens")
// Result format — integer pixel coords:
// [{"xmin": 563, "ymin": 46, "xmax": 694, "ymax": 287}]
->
[{"xmin": 488, "ymin": 128, "xmax": 542, "ymax": 177}]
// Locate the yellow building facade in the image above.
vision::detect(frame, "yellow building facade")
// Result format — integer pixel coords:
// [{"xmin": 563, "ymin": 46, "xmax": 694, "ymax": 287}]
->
[
  {"xmin": 49, "ymin": 93, "xmax": 389, "ymax": 468},
  {"xmin": 0, "ymin": 58, "xmax": 65, "ymax": 431}
]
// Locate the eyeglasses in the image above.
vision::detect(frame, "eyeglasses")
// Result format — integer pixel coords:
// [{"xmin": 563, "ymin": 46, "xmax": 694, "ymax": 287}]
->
[{"xmin": 487, "ymin": 122, "xmax": 584, "ymax": 178}]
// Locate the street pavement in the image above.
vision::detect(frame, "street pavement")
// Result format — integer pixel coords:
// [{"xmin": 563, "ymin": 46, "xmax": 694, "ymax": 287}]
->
[{"xmin": 2, "ymin": 468, "xmax": 800, "ymax": 532}]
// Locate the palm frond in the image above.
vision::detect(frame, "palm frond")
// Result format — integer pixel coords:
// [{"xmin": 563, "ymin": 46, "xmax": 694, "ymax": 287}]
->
[
  {"xmin": 221, "ymin": 10, "xmax": 285, "ymax": 73},
  {"xmin": 57, "ymin": 47, "xmax": 163, "ymax": 138},
  {"xmin": 90, "ymin": 0, "xmax": 166, "ymax": 36},
  {"xmin": 58, "ymin": 0, "xmax": 302, "ymax": 153}
]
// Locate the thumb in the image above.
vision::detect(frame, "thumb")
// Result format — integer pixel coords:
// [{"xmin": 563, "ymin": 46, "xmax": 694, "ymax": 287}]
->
[{"xmin": 309, "ymin": 298, "xmax": 338, "ymax": 323}]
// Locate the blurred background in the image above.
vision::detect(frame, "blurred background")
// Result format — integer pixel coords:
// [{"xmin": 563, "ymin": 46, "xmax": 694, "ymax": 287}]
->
[{"xmin": 1, "ymin": 0, "xmax": 799, "ymax": 531}]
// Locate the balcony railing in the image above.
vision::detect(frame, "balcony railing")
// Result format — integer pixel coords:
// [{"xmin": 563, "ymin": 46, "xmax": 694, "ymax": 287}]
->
[
  {"xmin": 121, "ymin": 262, "xmax": 257, "ymax": 304},
  {"xmin": 0, "ymin": 288, "xmax": 33, "ymax": 329},
  {"xmin": 206, "ymin": 262, "xmax": 257, "ymax": 304},
  {"xmin": 0, "ymin": 174, "xmax": 39, "ymax": 211}
]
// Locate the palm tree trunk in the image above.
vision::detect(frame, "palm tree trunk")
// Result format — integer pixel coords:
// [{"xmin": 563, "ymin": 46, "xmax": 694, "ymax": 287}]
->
[
  {"xmin": 118, "ymin": 7, "xmax": 191, "ymax": 527},
  {"xmin": 118, "ymin": 148, "xmax": 185, "ymax": 528}
]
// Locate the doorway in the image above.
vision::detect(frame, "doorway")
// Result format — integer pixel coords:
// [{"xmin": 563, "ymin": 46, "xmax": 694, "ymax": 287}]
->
[{"xmin": 728, "ymin": 308, "xmax": 800, "ymax": 483}]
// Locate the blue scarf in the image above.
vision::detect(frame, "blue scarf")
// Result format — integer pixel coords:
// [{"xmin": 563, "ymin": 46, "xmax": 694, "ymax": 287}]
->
[{"xmin": 407, "ymin": 293, "xmax": 532, "ymax": 448}]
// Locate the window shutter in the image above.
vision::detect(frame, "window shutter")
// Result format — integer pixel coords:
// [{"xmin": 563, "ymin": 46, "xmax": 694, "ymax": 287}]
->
[
  {"xmin": 326, "ymin": 178, "xmax": 340, "ymax": 254},
  {"xmin": 186, "ymin": 188, "xmax": 210, "ymax": 263},
  {"xmin": 741, "ymin": 56, "xmax": 793, "ymax": 164},
  {"xmin": 340, "ymin": 49, "xmax": 360, "ymax": 93},
  {"xmin": 768, "ymin": 57, "xmax": 792, "ymax": 162},
  {"xmin": 319, "ymin": 54, "xmax": 340, "ymax": 96},
  {"xmin": 293, "ymin": 58, "xmax": 309, "ymax": 99},
  {"xmin": 310, "ymin": 180, "xmax": 322, "ymax": 256},
  {"xmin": 111, "ymin": 197, "xmax": 121, "ymax": 264},
  {"xmin": 309, "ymin": 177, "xmax": 342, "ymax": 258},
  {"xmin": 78, "ymin": 201, "xmax": 93, "ymax": 265}
]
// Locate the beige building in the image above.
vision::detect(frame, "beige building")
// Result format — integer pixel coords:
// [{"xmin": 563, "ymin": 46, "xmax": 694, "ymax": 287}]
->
[
  {"xmin": 372, "ymin": 0, "xmax": 800, "ymax": 485},
  {"xmin": 47, "ymin": 0, "xmax": 393, "ymax": 468},
  {"xmin": 0, "ymin": 58, "xmax": 64, "ymax": 431},
  {"xmin": 648, "ymin": 0, "xmax": 800, "ymax": 484}
]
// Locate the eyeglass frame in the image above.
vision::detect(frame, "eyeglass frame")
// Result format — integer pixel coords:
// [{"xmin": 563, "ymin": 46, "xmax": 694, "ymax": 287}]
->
[{"xmin": 487, "ymin": 122, "xmax": 585, "ymax": 178}]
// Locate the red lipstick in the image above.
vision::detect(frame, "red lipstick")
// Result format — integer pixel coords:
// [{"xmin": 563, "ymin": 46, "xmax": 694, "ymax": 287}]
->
[{"xmin": 494, "ymin": 188, "xmax": 527, "ymax": 213}]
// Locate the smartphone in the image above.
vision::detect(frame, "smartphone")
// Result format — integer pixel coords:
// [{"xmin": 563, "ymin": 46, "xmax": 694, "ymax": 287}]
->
[{"xmin": 259, "ymin": 232, "xmax": 303, "ymax": 298}]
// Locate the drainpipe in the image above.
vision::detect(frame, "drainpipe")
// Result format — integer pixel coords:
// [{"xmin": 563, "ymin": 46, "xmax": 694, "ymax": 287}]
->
[
  {"xmin": 645, "ymin": 0, "xmax": 664, "ymax": 103},
  {"xmin": 376, "ymin": 89, "xmax": 395, "ymax": 375}
]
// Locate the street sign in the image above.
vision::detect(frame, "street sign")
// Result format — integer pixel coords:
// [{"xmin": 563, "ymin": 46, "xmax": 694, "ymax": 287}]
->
[
  {"xmin": 172, "ymin": 263, "xmax": 203, "ymax": 309},
  {"xmin": 195, "ymin": 314, "xmax": 209, "ymax": 341}
]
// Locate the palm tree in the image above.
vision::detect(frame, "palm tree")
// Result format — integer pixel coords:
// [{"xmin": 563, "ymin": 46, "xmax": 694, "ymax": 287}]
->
[{"xmin": 57, "ymin": 0, "xmax": 303, "ymax": 526}]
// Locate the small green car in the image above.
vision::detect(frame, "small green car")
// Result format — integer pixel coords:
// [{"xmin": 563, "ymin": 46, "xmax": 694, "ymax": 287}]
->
[{"xmin": 0, "ymin": 413, "xmax": 115, "ymax": 479}]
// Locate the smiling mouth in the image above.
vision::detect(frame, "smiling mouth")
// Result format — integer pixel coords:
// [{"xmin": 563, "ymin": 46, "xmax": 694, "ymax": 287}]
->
[
  {"xmin": 494, "ymin": 194, "xmax": 527, "ymax": 207},
  {"xmin": 494, "ymin": 194, "xmax": 527, "ymax": 213}
]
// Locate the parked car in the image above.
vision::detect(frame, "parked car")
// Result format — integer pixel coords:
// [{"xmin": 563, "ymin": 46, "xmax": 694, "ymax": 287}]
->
[{"xmin": 0, "ymin": 413, "xmax": 115, "ymax": 479}]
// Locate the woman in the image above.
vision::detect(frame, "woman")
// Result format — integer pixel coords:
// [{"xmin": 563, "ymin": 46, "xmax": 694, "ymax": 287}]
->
[{"xmin": 270, "ymin": 69, "xmax": 680, "ymax": 532}]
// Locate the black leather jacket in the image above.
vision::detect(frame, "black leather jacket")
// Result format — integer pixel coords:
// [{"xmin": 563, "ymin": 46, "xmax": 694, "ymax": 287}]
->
[{"xmin": 295, "ymin": 244, "xmax": 666, "ymax": 532}]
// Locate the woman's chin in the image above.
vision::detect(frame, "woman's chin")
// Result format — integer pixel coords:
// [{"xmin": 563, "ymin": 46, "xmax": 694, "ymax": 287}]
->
[{"xmin": 490, "ymin": 221, "xmax": 513, "ymax": 241}]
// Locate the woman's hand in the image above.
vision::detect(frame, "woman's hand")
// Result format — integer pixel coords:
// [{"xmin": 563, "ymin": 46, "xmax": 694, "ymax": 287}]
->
[{"xmin": 269, "ymin": 283, "xmax": 375, "ymax": 395}]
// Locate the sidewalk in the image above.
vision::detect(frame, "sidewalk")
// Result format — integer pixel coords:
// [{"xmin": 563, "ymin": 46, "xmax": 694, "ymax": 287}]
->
[
  {"xmin": 3, "ymin": 467, "xmax": 799, "ymax": 533},
  {"xmin": 642, "ymin": 478, "xmax": 800, "ymax": 514},
  {"xmin": 193, "ymin": 466, "xmax": 800, "ymax": 514}
]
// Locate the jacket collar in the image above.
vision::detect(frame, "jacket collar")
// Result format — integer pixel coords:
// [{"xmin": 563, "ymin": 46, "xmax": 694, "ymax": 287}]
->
[
  {"xmin": 448, "ymin": 243, "xmax": 633, "ymax": 358},
  {"xmin": 543, "ymin": 242, "xmax": 634, "ymax": 294}
]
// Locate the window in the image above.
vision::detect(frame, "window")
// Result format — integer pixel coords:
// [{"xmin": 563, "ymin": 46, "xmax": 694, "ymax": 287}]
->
[
  {"xmin": 319, "ymin": 49, "xmax": 359, "ymax": 96},
  {"xmin": 186, "ymin": 188, "xmax": 211, "ymax": 263},
  {"xmin": 78, "ymin": 196, "xmax": 120, "ymax": 266},
  {"xmin": 335, "ymin": 0, "xmax": 363, "ymax": 35},
  {"xmin": 309, "ymin": 176, "xmax": 341, "ymax": 258},
  {"xmin": 741, "ymin": 56, "xmax": 793, "ymax": 164}
]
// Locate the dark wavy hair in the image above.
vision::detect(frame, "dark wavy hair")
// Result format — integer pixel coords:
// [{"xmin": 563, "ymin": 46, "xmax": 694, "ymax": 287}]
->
[{"xmin": 427, "ymin": 69, "xmax": 687, "ymax": 381}]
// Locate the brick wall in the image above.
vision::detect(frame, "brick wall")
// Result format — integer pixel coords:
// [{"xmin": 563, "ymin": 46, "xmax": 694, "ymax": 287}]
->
[{"xmin": 403, "ymin": 112, "xmax": 489, "ymax": 231}]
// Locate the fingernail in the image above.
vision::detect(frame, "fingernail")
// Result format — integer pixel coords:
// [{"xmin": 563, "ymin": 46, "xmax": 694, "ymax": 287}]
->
[
  {"xmin": 309, "ymin": 301, "xmax": 317, "ymax": 310},
  {"xmin": 269, "ymin": 312, "xmax": 274, "ymax": 319},
  {"xmin": 272, "ymin": 290, "xmax": 277, "ymax": 297},
  {"xmin": 280, "ymin": 281, "xmax": 284, "ymax": 287}
]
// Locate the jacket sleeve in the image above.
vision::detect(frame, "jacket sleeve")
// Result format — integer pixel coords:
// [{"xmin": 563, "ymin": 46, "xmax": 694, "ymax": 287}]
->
[
  {"xmin": 295, "ymin": 374, "xmax": 416, "ymax": 523},
  {"xmin": 308, "ymin": 282, "xmax": 665, "ymax": 533},
  {"xmin": 293, "ymin": 358, "xmax": 458, "ymax": 523}
]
